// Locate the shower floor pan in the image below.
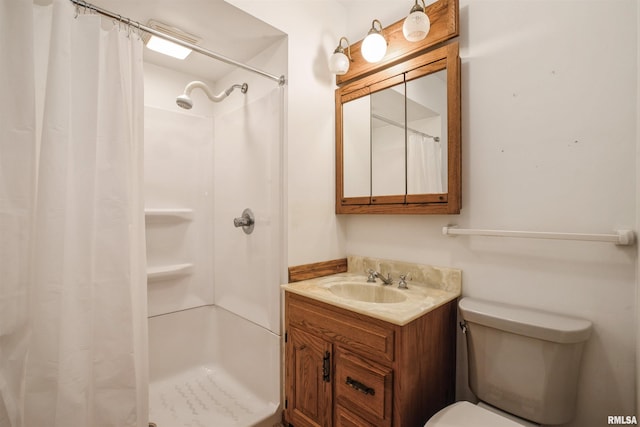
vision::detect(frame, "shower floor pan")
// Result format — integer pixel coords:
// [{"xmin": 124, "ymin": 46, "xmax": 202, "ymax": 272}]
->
[{"xmin": 149, "ymin": 363, "xmax": 279, "ymax": 427}]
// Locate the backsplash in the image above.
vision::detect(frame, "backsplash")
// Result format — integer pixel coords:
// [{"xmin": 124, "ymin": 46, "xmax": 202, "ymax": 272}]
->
[{"xmin": 347, "ymin": 255, "xmax": 462, "ymax": 294}]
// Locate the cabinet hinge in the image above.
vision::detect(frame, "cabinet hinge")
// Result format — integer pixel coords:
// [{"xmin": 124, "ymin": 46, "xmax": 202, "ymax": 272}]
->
[
  {"xmin": 285, "ymin": 332, "xmax": 288, "ymax": 343},
  {"xmin": 284, "ymin": 398, "xmax": 288, "ymax": 409},
  {"xmin": 322, "ymin": 351, "xmax": 331, "ymax": 382}
]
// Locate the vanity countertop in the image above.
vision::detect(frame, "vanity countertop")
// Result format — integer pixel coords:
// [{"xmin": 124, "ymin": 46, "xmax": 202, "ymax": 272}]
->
[{"xmin": 282, "ymin": 270, "xmax": 461, "ymax": 326}]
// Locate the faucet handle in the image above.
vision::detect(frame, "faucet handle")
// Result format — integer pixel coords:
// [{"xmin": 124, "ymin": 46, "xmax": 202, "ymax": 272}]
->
[
  {"xmin": 366, "ymin": 269, "xmax": 377, "ymax": 283},
  {"xmin": 398, "ymin": 273, "xmax": 412, "ymax": 289}
]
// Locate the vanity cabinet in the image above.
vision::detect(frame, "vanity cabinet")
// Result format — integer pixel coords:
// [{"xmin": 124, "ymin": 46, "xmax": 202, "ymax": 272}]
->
[{"xmin": 284, "ymin": 291, "xmax": 456, "ymax": 427}]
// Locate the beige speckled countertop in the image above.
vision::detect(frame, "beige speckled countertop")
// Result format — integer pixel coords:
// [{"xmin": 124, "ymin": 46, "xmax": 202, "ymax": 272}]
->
[{"xmin": 282, "ymin": 256, "xmax": 462, "ymax": 326}]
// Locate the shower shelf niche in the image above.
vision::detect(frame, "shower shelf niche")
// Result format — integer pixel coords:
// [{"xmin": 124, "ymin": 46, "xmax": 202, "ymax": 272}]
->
[
  {"xmin": 144, "ymin": 208, "xmax": 194, "ymax": 222},
  {"xmin": 147, "ymin": 263, "xmax": 194, "ymax": 282}
]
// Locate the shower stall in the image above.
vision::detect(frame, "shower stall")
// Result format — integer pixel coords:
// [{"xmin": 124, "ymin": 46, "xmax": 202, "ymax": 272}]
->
[
  {"xmin": 142, "ymin": 19, "xmax": 286, "ymax": 427},
  {"xmin": 144, "ymin": 72, "xmax": 285, "ymax": 427}
]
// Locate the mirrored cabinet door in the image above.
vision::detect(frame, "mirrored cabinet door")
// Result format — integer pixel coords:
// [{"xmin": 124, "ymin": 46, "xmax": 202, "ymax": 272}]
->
[
  {"xmin": 371, "ymin": 80, "xmax": 405, "ymax": 199},
  {"xmin": 343, "ymin": 95, "xmax": 371, "ymax": 199},
  {"xmin": 406, "ymin": 68, "xmax": 448, "ymax": 195}
]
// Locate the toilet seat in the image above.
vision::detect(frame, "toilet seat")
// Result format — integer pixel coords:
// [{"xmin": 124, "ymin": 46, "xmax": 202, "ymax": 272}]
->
[{"xmin": 425, "ymin": 401, "xmax": 533, "ymax": 427}]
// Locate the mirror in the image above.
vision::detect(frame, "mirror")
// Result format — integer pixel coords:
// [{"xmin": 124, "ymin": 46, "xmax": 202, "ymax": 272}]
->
[
  {"xmin": 336, "ymin": 42, "xmax": 460, "ymax": 214},
  {"xmin": 406, "ymin": 69, "xmax": 447, "ymax": 195},
  {"xmin": 371, "ymin": 81, "xmax": 405, "ymax": 197}
]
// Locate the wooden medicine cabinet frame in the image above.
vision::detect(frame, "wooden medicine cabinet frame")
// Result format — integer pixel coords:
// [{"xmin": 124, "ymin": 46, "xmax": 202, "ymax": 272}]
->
[{"xmin": 335, "ymin": 0, "xmax": 460, "ymax": 215}]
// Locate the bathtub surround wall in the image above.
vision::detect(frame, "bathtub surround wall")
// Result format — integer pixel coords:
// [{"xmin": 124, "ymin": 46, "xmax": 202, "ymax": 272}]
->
[{"xmin": 231, "ymin": 1, "xmax": 637, "ymax": 425}]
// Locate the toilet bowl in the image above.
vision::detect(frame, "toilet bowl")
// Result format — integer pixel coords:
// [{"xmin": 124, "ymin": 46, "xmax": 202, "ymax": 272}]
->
[{"xmin": 426, "ymin": 401, "xmax": 538, "ymax": 427}]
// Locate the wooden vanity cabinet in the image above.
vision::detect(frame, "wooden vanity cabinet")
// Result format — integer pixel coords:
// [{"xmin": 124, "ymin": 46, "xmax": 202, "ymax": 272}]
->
[{"xmin": 284, "ymin": 291, "xmax": 457, "ymax": 427}]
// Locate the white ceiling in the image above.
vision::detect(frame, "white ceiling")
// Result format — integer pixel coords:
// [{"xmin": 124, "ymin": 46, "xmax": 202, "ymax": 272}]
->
[{"xmin": 87, "ymin": 0, "xmax": 286, "ymax": 81}]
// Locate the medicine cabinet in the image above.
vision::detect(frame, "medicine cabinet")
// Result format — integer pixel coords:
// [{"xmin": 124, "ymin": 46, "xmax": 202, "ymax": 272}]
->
[{"xmin": 335, "ymin": 0, "xmax": 460, "ymax": 215}]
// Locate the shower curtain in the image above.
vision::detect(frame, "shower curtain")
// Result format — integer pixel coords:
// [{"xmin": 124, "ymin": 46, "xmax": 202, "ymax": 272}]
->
[
  {"xmin": 407, "ymin": 132, "xmax": 444, "ymax": 194},
  {"xmin": 1, "ymin": 1, "xmax": 148, "ymax": 426}
]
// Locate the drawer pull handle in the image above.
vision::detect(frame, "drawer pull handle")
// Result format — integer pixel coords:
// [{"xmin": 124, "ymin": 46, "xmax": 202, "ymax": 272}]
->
[{"xmin": 346, "ymin": 376, "xmax": 375, "ymax": 396}]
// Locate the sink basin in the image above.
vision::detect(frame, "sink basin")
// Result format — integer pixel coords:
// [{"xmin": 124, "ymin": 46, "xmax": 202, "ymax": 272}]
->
[{"xmin": 329, "ymin": 283, "xmax": 407, "ymax": 304}]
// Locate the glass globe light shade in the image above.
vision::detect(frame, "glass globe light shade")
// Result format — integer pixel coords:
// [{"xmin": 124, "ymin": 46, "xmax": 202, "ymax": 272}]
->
[
  {"xmin": 361, "ymin": 32, "xmax": 387, "ymax": 63},
  {"xmin": 403, "ymin": 10, "xmax": 430, "ymax": 42},
  {"xmin": 329, "ymin": 51, "xmax": 350, "ymax": 75}
]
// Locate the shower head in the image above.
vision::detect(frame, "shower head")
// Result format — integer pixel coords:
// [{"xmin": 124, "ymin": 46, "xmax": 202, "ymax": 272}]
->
[
  {"xmin": 176, "ymin": 94, "xmax": 193, "ymax": 110},
  {"xmin": 176, "ymin": 81, "xmax": 248, "ymax": 109}
]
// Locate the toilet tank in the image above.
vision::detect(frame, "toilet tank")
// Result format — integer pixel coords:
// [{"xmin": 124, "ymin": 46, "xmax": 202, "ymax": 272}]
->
[{"xmin": 459, "ymin": 298, "xmax": 592, "ymax": 425}]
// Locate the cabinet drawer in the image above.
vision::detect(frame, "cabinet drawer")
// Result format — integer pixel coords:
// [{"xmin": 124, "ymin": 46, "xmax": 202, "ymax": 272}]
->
[
  {"xmin": 335, "ymin": 405, "xmax": 377, "ymax": 427},
  {"xmin": 286, "ymin": 293, "xmax": 395, "ymax": 363},
  {"xmin": 335, "ymin": 348, "xmax": 393, "ymax": 427}
]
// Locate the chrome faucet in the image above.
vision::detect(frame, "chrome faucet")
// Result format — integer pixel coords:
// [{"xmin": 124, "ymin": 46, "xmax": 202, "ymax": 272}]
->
[
  {"xmin": 366, "ymin": 268, "xmax": 393, "ymax": 286},
  {"xmin": 398, "ymin": 273, "xmax": 411, "ymax": 290}
]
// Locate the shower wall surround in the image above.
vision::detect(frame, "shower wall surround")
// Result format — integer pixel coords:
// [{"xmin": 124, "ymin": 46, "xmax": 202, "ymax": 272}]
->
[{"xmin": 144, "ymin": 105, "xmax": 214, "ymax": 316}]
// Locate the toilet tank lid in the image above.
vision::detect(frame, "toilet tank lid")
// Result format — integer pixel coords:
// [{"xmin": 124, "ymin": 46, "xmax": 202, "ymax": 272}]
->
[{"xmin": 459, "ymin": 297, "xmax": 592, "ymax": 344}]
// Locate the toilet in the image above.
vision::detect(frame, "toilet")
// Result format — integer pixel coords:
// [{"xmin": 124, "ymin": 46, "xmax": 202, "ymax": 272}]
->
[{"xmin": 426, "ymin": 297, "xmax": 592, "ymax": 427}]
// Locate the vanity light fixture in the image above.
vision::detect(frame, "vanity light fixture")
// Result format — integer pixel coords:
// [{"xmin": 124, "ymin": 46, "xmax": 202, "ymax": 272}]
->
[
  {"xmin": 403, "ymin": 0, "xmax": 431, "ymax": 42},
  {"xmin": 144, "ymin": 20, "xmax": 200, "ymax": 60},
  {"xmin": 329, "ymin": 37, "xmax": 353, "ymax": 75},
  {"xmin": 361, "ymin": 19, "xmax": 387, "ymax": 63}
]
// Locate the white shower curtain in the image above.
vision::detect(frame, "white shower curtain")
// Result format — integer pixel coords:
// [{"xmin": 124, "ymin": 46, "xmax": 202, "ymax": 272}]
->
[
  {"xmin": 1, "ymin": 1, "xmax": 148, "ymax": 426},
  {"xmin": 407, "ymin": 132, "xmax": 444, "ymax": 194}
]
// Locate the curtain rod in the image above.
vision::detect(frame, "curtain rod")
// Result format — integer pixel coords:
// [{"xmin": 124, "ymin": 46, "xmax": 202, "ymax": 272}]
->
[
  {"xmin": 442, "ymin": 225, "xmax": 636, "ymax": 246},
  {"xmin": 69, "ymin": 0, "xmax": 286, "ymax": 86},
  {"xmin": 371, "ymin": 113, "xmax": 440, "ymax": 142}
]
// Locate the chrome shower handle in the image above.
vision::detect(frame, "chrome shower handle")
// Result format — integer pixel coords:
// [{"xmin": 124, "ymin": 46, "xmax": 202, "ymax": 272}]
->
[
  {"xmin": 233, "ymin": 208, "xmax": 255, "ymax": 234},
  {"xmin": 233, "ymin": 216, "xmax": 252, "ymax": 227}
]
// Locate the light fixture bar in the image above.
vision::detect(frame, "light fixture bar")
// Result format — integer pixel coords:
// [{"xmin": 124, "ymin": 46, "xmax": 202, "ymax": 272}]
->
[{"xmin": 68, "ymin": 0, "xmax": 286, "ymax": 86}]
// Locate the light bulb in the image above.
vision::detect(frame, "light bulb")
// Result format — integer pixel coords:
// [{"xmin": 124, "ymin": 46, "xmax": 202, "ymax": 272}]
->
[
  {"xmin": 403, "ymin": 10, "xmax": 430, "ymax": 42},
  {"xmin": 329, "ymin": 37, "xmax": 352, "ymax": 75},
  {"xmin": 361, "ymin": 20, "xmax": 386, "ymax": 63},
  {"xmin": 403, "ymin": 0, "xmax": 431, "ymax": 42},
  {"xmin": 329, "ymin": 51, "xmax": 350, "ymax": 75},
  {"xmin": 362, "ymin": 33, "xmax": 386, "ymax": 63}
]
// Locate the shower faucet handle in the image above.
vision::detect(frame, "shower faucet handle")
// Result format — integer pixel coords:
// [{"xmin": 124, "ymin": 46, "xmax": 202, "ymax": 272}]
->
[{"xmin": 233, "ymin": 208, "xmax": 255, "ymax": 234}]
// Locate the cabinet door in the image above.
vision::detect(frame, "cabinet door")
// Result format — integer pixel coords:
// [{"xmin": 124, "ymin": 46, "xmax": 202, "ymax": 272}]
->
[{"xmin": 286, "ymin": 327, "xmax": 333, "ymax": 427}]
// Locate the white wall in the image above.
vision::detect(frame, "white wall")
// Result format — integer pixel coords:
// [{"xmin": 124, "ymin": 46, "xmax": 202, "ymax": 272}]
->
[{"xmin": 232, "ymin": 0, "xmax": 638, "ymax": 425}]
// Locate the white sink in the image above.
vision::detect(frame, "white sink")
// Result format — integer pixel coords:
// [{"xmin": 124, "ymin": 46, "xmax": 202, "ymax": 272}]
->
[{"xmin": 328, "ymin": 283, "xmax": 407, "ymax": 304}]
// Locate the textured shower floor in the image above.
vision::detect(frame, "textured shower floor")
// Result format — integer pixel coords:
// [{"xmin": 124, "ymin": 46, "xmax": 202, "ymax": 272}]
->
[{"xmin": 149, "ymin": 364, "xmax": 279, "ymax": 427}]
